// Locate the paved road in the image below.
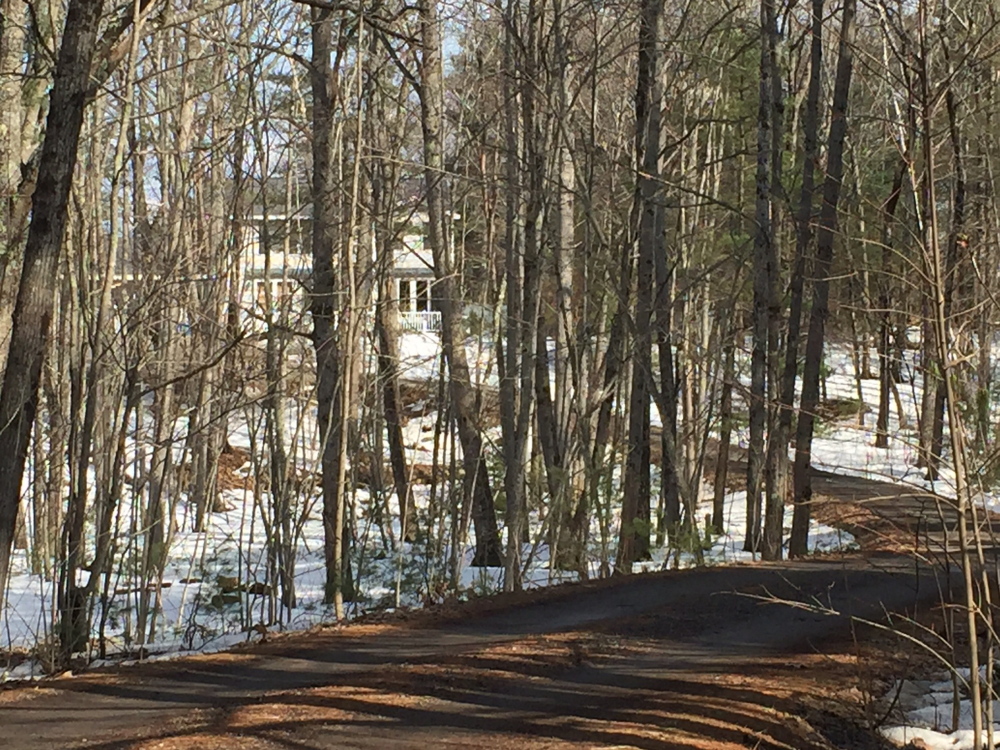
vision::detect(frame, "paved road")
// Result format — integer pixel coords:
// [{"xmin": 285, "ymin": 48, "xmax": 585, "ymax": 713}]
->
[
  {"xmin": 812, "ymin": 467, "xmax": 1000, "ymax": 556},
  {"xmin": 1, "ymin": 553, "xmax": 950, "ymax": 749}
]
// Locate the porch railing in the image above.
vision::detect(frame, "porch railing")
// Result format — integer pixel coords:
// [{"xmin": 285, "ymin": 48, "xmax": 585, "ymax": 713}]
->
[{"xmin": 399, "ymin": 310, "xmax": 442, "ymax": 333}]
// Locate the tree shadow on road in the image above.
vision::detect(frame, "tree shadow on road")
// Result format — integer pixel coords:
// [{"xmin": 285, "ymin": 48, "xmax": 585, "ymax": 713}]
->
[{"xmin": 50, "ymin": 629, "xmax": 891, "ymax": 750}]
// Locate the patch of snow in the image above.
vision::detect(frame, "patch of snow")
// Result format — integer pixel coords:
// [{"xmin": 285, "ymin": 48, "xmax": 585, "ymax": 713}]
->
[
  {"xmin": 882, "ymin": 725, "xmax": 997, "ymax": 750},
  {"xmin": 881, "ymin": 667, "xmax": 1000, "ymax": 746},
  {"xmin": 12, "ymin": 336, "xmax": 954, "ymax": 682}
]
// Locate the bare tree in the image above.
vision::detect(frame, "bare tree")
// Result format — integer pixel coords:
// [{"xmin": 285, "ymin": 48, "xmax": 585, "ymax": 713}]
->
[
  {"xmin": 0, "ymin": 0, "xmax": 107, "ymax": 603},
  {"xmin": 616, "ymin": 0, "xmax": 665, "ymax": 573},
  {"xmin": 790, "ymin": 0, "xmax": 857, "ymax": 556},
  {"xmin": 417, "ymin": 0, "xmax": 501, "ymax": 567}
]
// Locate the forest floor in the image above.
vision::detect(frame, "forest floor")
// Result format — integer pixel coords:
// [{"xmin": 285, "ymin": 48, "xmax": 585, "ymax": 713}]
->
[{"xmin": 0, "ymin": 467, "xmax": 974, "ymax": 750}]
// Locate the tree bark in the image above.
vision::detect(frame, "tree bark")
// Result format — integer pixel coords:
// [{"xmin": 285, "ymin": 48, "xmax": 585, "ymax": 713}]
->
[
  {"xmin": 746, "ymin": 0, "xmax": 779, "ymax": 555},
  {"xmin": 775, "ymin": 0, "xmax": 823, "ymax": 535},
  {"xmin": 712, "ymin": 324, "xmax": 736, "ymax": 533},
  {"xmin": 0, "ymin": 0, "xmax": 26, "ymax": 244},
  {"xmin": 760, "ymin": 0, "xmax": 785, "ymax": 561},
  {"xmin": 0, "ymin": 0, "xmax": 105, "ymax": 602},
  {"xmin": 790, "ymin": 0, "xmax": 857, "ymax": 557},
  {"xmin": 308, "ymin": 6, "xmax": 350, "ymax": 613},
  {"xmin": 417, "ymin": 0, "xmax": 501, "ymax": 567},
  {"xmin": 616, "ymin": 0, "xmax": 664, "ymax": 573},
  {"xmin": 927, "ymin": 59, "xmax": 967, "ymax": 481},
  {"xmin": 875, "ymin": 162, "xmax": 904, "ymax": 449}
]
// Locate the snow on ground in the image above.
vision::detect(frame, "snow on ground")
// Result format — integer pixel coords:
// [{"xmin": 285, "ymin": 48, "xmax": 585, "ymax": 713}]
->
[
  {"xmin": 882, "ymin": 726, "xmax": 994, "ymax": 750},
  {"xmin": 0, "ymin": 333, "xmax": 977, "ymax": 738},
  {"xmin": 800, "ymin": 348, "xmax": 1000, "ymax": 748},
  {"xmin": 787, "ymin": 347, "xmax": 986, "ymax": 504},
  {"xmin": 398, "ymin": 330, "xmax": 497, "ymax": 387},
  {"xmin": 635, "ymin": 487, "xmax": 854, "ymax": 571},
  {"xmin": 881, "ymin": 670, "xmax": 1000, "ymax": 749},
  {"xmin": 3, "ymin": 332, "xmax": 912, "ymax": 682}
]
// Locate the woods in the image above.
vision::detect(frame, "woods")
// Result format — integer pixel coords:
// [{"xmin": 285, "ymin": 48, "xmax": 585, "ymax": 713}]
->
[{"xmin": 2, "ymin": 2, "xmax": 1000, "ymax": 729}]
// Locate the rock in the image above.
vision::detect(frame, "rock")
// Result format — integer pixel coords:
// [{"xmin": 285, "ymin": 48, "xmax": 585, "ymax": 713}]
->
[{"xmin": 210, "ymin": 592, "xmax": 241, "ymax": 608}]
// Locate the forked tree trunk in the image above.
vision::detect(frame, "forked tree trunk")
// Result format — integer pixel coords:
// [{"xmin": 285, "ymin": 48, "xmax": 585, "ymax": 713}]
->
[
  {"xmin": 760, "ymin": 0, "xmax": 785, "ymax": 561},
  {"xmin": 376, "ymin": 274, "xmax": 412, "ymax": 540},
  {"xmin": 918, "ymin": 5, "xmax": 983, "ymax": 742},
  {"xmin": 309, "ymin": 6, "xmax": 351, "ymax": 613},
  {"xmin": 546, "ymin": 0, "xmax": 585, "ymax": 573},
  {"xmin": 368, "ymin": 77, "xmax": 412, "ymax": 543},
  {"xmin": 790, "ymin": 0, "xmax": 857, "ymax": 556},
  {"xmin": 746, "ymin": 0, "xmax": 778, "ymax": 555},
  {"xmin": 0, "ymin": 0, "xmax": 105, "ymax": 604},
  {"xmin": 775, "ymin": 0, "xmax": 822, "ymax": 531},
  {"xmin": 584, "ymin": 240, "xmax": 631, "ymax": 575},
  {"xmin": 497, "ymin": 0, "xmax": 531, "ymax": 589},
  {"xmin": 927, "ymin": 70, "xmax": 967, "ymax": 481},
  {"xmin": 653, "ymin": 169, "xmax": 680, "ymax": 539},
  {"xmin": 875, "ymin": 162, "xmax": 904, "ymax": 449},
  {"xmin": 417, "ymin": 0, "xmax": 501, "ymax": 567},
  {"xmin": 617, "ymin": 0, "xmax": 664, "ymax": 573},
  {"xmin": 712, "ymin": 323, "xmax": 736, "ymax": 533}
]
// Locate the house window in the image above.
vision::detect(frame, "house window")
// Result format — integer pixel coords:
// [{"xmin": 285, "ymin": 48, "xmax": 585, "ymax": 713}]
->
[
  {"xmin": 395, "ymin": 279, "xmax": 434, "ymax": 313},
  {"xmin": 398, "ymin": 279, "xmax": 414, "ymax": 311},
  {"xmin": 256, "ymin": 280, "xmax": 294, "ymax": 311},
  {"xmin": 415, "ymin": 280, "xmax": 431, "ymax": 312}
]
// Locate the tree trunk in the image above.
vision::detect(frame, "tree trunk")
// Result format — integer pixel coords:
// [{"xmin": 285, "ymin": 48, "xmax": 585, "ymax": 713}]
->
[
  {"xmin": 0, "ymin": 0, "xmax": 105, "ymax": 603},
  {"xmin": 0, "ymin": 0, "xmax": 26, "ymax": 264},
  {"xmin": 377, "ymin": 276, "xmax": 412, "ymax": 540},
  {"xmin": 790, "ymin": 0, "xmax": 857, "ymax": 557},
  {"xmin": 760, "ymin": 0, "xmax": 785, "ymax": 561},
  {"xmin": 653, "ymin": 167, "xmax": 680, "ymax": 539},
  {"xmin": 308, "ymin": 6, "xmax": 350, "ymax": 613},
  {"xmin": 875, "ymin": 162, "xmax": 905, "ymax": 449},
  {"xmin": 417, "ymin": 0, "xmax": 501, "ymax": 567},
  {"xmin": 712, "ymin": 325, "xmax": 736, "ymax": 533},
  {"xmin": 543, "ymin": 0, "xmax": 583, "ymax": 572},
  {"xmin": 927, "ymin": 67, "xmax": 967, "ymax": 481},
  {"xmin": 369, "ymin": 89, "xmax": 412, "ymax": 543},
  {"xmin": 617, "ymin": 0, "xmax": 664, "ymax": 573},
  {"xmin": 775, "ymin": 0, "xmax": 822, "ymax": 531},
  {"xmin": 746, "ymin": 0, "xmax": 779, "ymax": 555}
]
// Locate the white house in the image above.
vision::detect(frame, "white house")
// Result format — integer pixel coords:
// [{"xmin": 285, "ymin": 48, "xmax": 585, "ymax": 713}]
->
[
  {"xmin": 391, "ymin": 231, "xmax": 438, "ymax": 332},
  {"xmin": 239, "ymin": 210, "xmax": 442, "ymax": 333}
]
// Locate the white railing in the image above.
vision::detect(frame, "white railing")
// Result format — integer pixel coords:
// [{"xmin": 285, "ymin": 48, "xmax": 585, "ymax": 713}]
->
[{"xmin": 399, "ymin": 310, "xmax": 442, "ymax": 333}]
